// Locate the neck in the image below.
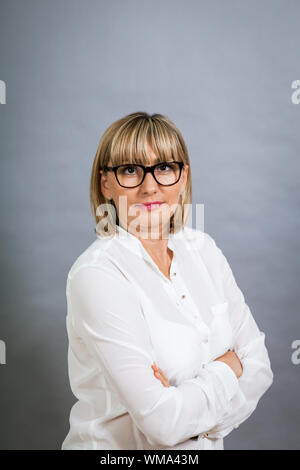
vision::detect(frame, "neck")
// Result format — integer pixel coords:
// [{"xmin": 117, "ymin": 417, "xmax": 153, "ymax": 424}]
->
[{"xmin": 131, "ymin": 224, "xmax": 172, "ymax": 261}]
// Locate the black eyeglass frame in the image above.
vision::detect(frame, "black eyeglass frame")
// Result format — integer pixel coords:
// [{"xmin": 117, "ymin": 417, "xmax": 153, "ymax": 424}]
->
[{"xmin": 102, "ymin": 161, "xmax": 185, "ymax": 188}]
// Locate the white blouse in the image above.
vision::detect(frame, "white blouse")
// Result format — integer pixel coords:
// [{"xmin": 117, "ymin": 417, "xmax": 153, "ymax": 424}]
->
[{"xmin": 61, "ymin": 223, "xmax": 274, "ymax": 450}]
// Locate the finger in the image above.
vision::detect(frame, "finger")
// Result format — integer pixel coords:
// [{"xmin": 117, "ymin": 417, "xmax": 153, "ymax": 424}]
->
[
  {"xmin": 163, "ymin": 377, "xmax": 170, "ymax": 387},
  {"xmin": 154, "ymin": 370, "xmax": 166, "ymax": 385},
  {"xmin": 158, "ymin": 368, "xmax": 167, "ymax": 380},
  {"xmin": 152, "ymin": 364, "xmax": 170, "ymax": 387},
  {"xmin": 156, "ymin": 367, "xmax": 169, "ymax": 383},
  {"xmin": 154, "ymin": 371, "xmax": 164, "ymax": 383},
  {"xmin": 158, "ymin": 371, "xmax": 169, "ymax": 387},
  {"xmin": 157, "ymin": 374, "xmax": 168, "ymax": 387}
]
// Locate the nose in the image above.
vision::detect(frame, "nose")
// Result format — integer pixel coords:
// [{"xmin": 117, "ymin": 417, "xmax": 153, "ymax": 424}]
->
[{"xmin": 140, "ymin": 170, "xmax": 159, "ymax": 193}]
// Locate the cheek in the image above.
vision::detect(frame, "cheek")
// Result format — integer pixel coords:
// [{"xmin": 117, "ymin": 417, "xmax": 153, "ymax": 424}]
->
[
  {"xmin": 165, "ymin": 191, "xmax": 182, "ymax": 210},
  {"xmin": 113, "ymin": 191, "xmax": 134, "ymax": 207},
  {"xmin": 116, "ymin": 192, "xmax": 140, "ymax": 218}
]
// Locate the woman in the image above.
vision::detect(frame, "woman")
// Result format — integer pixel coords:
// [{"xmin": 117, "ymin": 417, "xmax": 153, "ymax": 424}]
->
[{"xmin": 61, "ymin": 111, "xmax": 273, "ymax": 450}]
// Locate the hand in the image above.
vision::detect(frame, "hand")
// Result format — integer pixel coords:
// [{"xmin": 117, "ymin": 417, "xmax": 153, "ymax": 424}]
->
[
  {"xmin": 214, "ymin": 349, "xmax": 243, "ymax": 379},
  {"xmin": 151, "ymin": 362, "xmax": 170, "ymax": 387}
]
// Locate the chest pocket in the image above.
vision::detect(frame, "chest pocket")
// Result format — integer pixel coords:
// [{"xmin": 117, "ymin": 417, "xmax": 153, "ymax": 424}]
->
[{"xmin": 209, "ymin": 301, "xmax": 233, "ymax": 359}]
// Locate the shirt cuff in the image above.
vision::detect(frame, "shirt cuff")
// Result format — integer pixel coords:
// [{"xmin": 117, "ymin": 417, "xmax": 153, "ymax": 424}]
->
[{"xmin": 204, "ymin": 360, "xmax": 239, "ymax": 402}]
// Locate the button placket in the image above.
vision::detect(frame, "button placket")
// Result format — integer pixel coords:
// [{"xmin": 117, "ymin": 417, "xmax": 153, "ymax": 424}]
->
[
  {"xmin": 173, "ymin": 271, "xmax": 202, "ymax": 323},
  {"xmin": 168, "ymin": 258, "xmax": 186, "ymax": 306},
  {"xmin": 166, "ymin": 251, "xmax": 212, "ymax": 337},
  {"xmin": 170, "ymin": 261, "xmax": 189, "ymax": 306}
]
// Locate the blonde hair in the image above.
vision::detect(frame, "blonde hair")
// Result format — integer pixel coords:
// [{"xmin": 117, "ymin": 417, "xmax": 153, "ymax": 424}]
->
[{"xmin": 90, "ymin": 111, "xmax": 192, "ymax": 236}]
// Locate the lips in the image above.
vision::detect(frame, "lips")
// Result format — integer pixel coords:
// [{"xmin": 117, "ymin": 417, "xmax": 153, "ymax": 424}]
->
[
  {"xmin": 142, "ymin": 202, "xmax": 163, "ymax": 206},
  {"xmin": 137, "ymin": 202, "xmax": 164, "ymax": 211}
]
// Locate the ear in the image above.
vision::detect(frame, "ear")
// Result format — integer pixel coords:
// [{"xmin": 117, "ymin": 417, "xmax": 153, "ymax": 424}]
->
[
  {"xmin": 181, "ymin": 164, "xmax": 189, "ymax": 193},
  {"xmin": 184, "ymin": 164, "xmax": 189, "ymax": 176},
  {"xmin": 99, "ymin": 170, "xmax": 110, "ymax": 199}
]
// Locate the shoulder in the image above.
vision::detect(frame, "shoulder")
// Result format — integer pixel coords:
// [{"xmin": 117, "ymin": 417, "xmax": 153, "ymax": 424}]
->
[
  {"xmin": 180, "ymin": 225, "xmax": 220, "ymax": 255},
  {"xmin": 66, "ymin": 246, "xmax": 141, "ymax": 317},
  {"xmin": 181, "ymin": 227, "xmax": 232, "ymax": 283},
  {"xmin": 66, "ymin": 234, "xmax": 121, "ymax": 282},
  {"xmin": 178, "ymin": 226, "xmax": 227, "ymax": 271},
  {"xmin": 66, "ymin": 256, "xmax": 138, "ymax": 313}
]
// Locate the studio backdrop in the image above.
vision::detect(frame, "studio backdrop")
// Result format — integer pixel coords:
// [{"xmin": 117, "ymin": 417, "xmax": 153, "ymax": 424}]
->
[{"xmin": 0, "ymin": 0, "xmax": 299, "ymax": 450}]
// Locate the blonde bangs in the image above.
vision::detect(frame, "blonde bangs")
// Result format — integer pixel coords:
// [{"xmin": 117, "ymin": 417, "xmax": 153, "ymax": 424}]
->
[{"xmin": 109, "ymin": 114, "xmax": 186, "ymax": 167}]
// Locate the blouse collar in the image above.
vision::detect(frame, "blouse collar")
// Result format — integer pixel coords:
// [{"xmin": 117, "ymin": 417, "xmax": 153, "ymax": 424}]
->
[
  {"xmin": 96, "ymin": 223, "xmax": 191, "ymax": 282},
  {"xmin": 115, "ymin": 223, "xmax": 176, "ymax": 261}
]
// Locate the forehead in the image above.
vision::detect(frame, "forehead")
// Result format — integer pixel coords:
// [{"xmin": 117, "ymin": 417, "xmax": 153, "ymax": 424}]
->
[
  {"xmin": 133, "ymin": 156, "xmax": 164, "ymax": 165},
  {"xmin": 134, "ymin": 142, "xmax": 176, "ymax": 165},
  {"xmin": 109, "ymin": 130, "xmax": 180, "ymax": 168},
  {"xmin": 141, "ymin": 142, "xmax": 159, "ymax": 163}
]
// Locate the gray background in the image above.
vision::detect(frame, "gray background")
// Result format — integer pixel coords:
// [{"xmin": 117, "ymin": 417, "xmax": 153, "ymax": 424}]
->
[{"xmin": 0, "ymin": 0, "xmax": 299, "ymax": 450}]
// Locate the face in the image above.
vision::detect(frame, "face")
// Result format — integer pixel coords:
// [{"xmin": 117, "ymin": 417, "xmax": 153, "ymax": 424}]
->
[{"xmin": 99, "ymin": 141, "xmax": 189, "ymax": 239}]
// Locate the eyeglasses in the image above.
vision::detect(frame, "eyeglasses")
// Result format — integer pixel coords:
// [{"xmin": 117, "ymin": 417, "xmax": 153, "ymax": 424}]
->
[{"xmin": 102, "ymin": 161, "xmax": 184, "ymax": 188}]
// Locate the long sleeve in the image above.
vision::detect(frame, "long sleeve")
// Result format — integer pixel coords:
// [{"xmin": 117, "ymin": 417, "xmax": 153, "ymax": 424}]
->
[
  {"xmin": 67, "ymin": 264, "xmax": 243, "ymax": 448},
  {"xmin": 202, "ymin": 234, "xmax": 274, "ymax": 438}
]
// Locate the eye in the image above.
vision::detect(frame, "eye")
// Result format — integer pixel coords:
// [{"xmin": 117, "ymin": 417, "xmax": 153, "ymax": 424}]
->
[
  {"xmin": 121, "ymin": 165, "xmax": 138, "ymax": 175},
  {"xmin": 156, "ymin": 163, "xmax": 174, "ymax": 172}
]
